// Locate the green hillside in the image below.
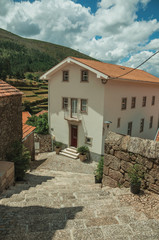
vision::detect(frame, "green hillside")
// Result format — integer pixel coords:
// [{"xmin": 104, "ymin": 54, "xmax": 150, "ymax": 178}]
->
[{"xmin": 0, "ymin": 28, "xmax": 94, "ymax": 79}]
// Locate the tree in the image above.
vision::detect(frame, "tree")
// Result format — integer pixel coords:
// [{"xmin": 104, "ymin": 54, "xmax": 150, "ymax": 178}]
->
[{"xmin": 26, "ymin": 113, "xmax": 49, "ymax": 135}]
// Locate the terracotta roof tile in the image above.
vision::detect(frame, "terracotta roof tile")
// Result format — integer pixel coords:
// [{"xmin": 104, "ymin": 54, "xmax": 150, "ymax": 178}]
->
[
  {"xmin": 71, "ymin": 57, "xmax": 159, "ymax": 83},
  {"xmin": 22, "ymin": 112, "xmax": 35, "ymax": 140},
  {"xmin": 36, "ymin": 110, "xmax": 48, "ymax": 117},
  {"xmin": 0, "ymin": 80, "xmax": 23, "ymax": 97}
]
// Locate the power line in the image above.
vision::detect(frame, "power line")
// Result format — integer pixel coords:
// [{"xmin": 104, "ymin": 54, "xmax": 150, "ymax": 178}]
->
[{"xmin": 110, "ymin": 50, "xmax": 159, "ymax": 79}]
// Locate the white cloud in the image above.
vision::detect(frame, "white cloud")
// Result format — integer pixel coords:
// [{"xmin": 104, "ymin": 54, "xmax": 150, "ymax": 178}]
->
[{"xmin": 0, "ymin": 0, "xmax": 159, "ymax": 77}]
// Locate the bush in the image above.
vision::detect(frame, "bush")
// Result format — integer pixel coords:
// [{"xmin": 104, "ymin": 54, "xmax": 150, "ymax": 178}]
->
[
  {"xmin": 6, "ymin": 141, "xmax": 30, "ymax": 181},
  {"xmin": 94, "ymin": 157, "xmax": 104, "ymax": 181},
  {"xmin": 26, "ymin": 113, "xmax": 49, "ymax": 135},
  {"xmin": 128, "ymin": 164, "xmax": 144, "ymax": 184},
  {"xmin": 77, "ymin": 145, "xmax": 89, "ymax": 155},
  {"xmin": 54, "ymin": 141, "xmax": 63, "ymax": 148}
]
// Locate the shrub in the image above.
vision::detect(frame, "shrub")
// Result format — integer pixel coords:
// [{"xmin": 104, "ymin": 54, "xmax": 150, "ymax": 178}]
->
[
  {"xmin": 128, "ymin": 164, "xmax": 144, "ymax": 184},
  {"xmin": 26, "ymin": 113, "xmax": 49, "ymax": 135},
  {"xmin": 77, "ymin": 145, "xmax": 89, "ymax": 155},
  {"xmin": 6, "ymin": 141, "xmax": 30, "ymax": 181},
  {"xmin": 54, "ymin": 141, "xmax": 63, "ymax": 148},
  {"xmin": 94, "ymin": 157, "xmax": 104, "ymax": 181}
]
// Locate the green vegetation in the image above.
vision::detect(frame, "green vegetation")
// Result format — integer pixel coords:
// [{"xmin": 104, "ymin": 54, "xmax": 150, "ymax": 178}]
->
[
  {"xmin": 0, "ymin": 28, "xmax": 95, "ymax": 79},
  {"xmin": 94, "ymin": 157, "xmax": 104, "ymax": 182},
  {"xmin": 6, "ymin": 141, "xmax": 30, "ymax": 181},
  {"xmin": 26, "ymin": 113, "xmax": 49, "ymax": 135},
  {"xmin": 77, "ymin": 146, "xmax": 89, "ymax": 155},
  {"xmin": 128, "ymin": 164, "xmax": 144, "ymax": 184}
]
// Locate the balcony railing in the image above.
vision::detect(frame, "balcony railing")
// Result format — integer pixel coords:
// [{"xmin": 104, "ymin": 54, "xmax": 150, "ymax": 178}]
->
[{"xmin": 64, "ymin": 109, "xmax": 82, "ymax": 122}]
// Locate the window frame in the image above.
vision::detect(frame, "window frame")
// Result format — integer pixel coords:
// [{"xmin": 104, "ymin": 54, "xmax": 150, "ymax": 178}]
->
[
  {"xmin": 85, "ymin": 137, "xmax": 93, "ymax": 146},
  {"xmin": 121, "ymin": 98, "xmax": 127, "ymax": 110},
  {"xmin": 131, "ymin": 97, "xmax": 136, "ymax": 109},
  {"xmin": 80, "ymin": 99, "xmax": 88, "ymax": 113},
  {"xmin": 149, "ymin": 116, "xmax": 153, "ymax": 129},
  {"xmin": 142, "ymin": 96, "xmax": 147, "ymax": 107},
  {"xmin": 62, "ymin": 97, "xmax": 68, "ymax": 110},
  {"xmin": 63, "ymin": 71, "xmax": 69, "ymax": 82},
  {"xmin": 152, "ymin": 96, "xmax": 155, "ymax": 106},
  {"xmin": 127, "ymin": 121, "xmax": 133, "ymax": 136},
  {"xmin": 140, "ymin": 118, "xmax": 144, "ymax": 133},
  {"xmin": 81, "ymin": 70, "xmax": 88, "ymax": 82},
  {"xmin": 117, "ymin": 118, "xmax": 121, "ymax": 128}
]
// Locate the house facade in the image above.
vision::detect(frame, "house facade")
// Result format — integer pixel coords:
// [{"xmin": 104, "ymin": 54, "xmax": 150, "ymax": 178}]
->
[{"xmin": 41, "ymin": 57, "xmax": 159, "ymax": 160}]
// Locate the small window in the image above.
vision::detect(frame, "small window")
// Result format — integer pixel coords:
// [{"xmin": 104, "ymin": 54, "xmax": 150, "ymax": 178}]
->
[
  {"xmin": 62, "ymin": 97, "xmax": 68, "ymax": 110},
  {"xmin": 140, "ymin": 118, "xmax": 144, "ymax": 132},
  {"xmin": 117, "ymin": 118, "xmax": 120, "ymax": 128},
  {"xmin": 149, "ymin": 116, "xmax": 153, "ymax": 129},
  {"xmin": 81, "ymin": 99, "xmax": 87, "ymax": 113},
  {"xmin": 63, "ymin": 71, "xmax": 69, "ymax": 81},
  {"xmin": 81, "ymin": 70, "xmax": 88, "ymax": 82},
  {"xmin": 152, "ymin": 96, "xmax": 155, "ymax": 105},
  {"xmin": 127, "ymin": 122, "xmax": 132, "ymax": 136},
  {"xmin": 121, "ymin": 98, "xmax": 127, "ymax": 110},
  {"xmin": 142, "ymin": 96, "xmax": 146, "ymax": 107},
  {"xmin": 85, "ymin": 137, "xmax": 92, "ymax": 145},
  {"xmin": 131, "ymin": 97, "xmax": 136, "ymax": 109}
]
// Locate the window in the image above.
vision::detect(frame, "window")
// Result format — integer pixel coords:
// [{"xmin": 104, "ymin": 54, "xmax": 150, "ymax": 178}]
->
[
  {"xmin": 62, "ymin": 97, "xmax": 68, "ymax": 110},
  {"xmin": 142, "ymin": 96, "xmax": 146, "ymax": 107},
  {"xmin": 149, "ymin": 116, "xmax": 153, "ymax": 129},
  {"xmin": 85, "ymin": 137, "xmax": 92, "ymax": 145},
  {"xmin": 121, "ymin": 98, "xmax": 127, "ymax": 110},
  {"xmin": 81, "ymin": 99, "xmax": 87, "ymax": 113},
  {"xmin": 152, "ymin": 96, "xmax": 155, "ymax": 105},
  {"xmin": 63, "ymin": 71, "xmax": 69, "ymax": 81},
  {"xmin": 131, "ymin": 97, "xmax": 136, "ymax": 109},
  {"xmin": 81, "ymin": 70, "xmax": 88, "ymax": 82},
  {"xmin": 140, "ymin": 118, "xmax": 144, "ymax": 132},
  {"xmin": 117, "ymin": 118, "xmax": 120, "ymax": 128},
  {"xmin": 127, "ymin": 122, "xmax": 132, "ymax": 136}
]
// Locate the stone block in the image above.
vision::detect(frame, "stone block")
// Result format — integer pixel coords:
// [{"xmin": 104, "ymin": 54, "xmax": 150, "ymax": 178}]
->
[
  {"xmin": 105, "ymin": 131, "xmax": 123, "ymax": 146},
  {"xmin": 127, "ymin": 137, "xmax": 143, "ymax": 154},
  {"xmin": 149, "ymin": 183, "xmax": 159, "ymax": 194},
  {"xmin": 123, "ymin": 181, "xmax": 130, "ymax": 188},
  {"xmin": 120, "ymin": 135, "xmax": 131, "ymax": 151},
  {"xmin": 149, "ymin": 166, "xmax": 159, "ymax": 180},
  {"xmin": 103, "ymin": 165, "xmax": 109, "ymax": 175},
  {"xmin": 104, "ymin": 154, "xmax": 120, "ymax": 171},
  {"xmin": 156, "ymin": 142, "xmax": 159, "ymax": 158},
  {"xmin": 144, "ymin": 173, "xmax": 155, "ymax": 184},
  {"xmin": 109, "ymin": 169, "xmax": 123, "ymax": 182},
  {"xmin": 114, "ymin": 151, "xmax": 130, "ymax": 161},
  {"xmin": 110, "ymin": 149, "xmax": 114, "ymax": 155},
  {"xmin": 121, "ymin": 161, "xmax": 133, "ymax": 172},
  {"xmin": 102, "ymin": 175, "xmax": 118, "ymax": 188},
  {"xmin": 143, "ymin": 140, "xmax": 157, "ymax": 159}
]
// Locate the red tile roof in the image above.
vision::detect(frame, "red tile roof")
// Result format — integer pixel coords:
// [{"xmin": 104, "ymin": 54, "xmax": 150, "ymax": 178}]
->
[
  {"xmin": 0, "ymin": 80, "xmax": 23, "ymax": 97},
  {"xmin": 22, "ymin": 112, "xmax": 36, "ymax": 140},
  {"xmin": 71, "ymin": 57, "xmax": 159, "ymax": 84},
  {"xmin": 36, "ymin": 110, "xmax": 48, "ymax": 117},
  {"xmin": 155, "ymin": 129, "xmax": 159, "ymax": 142}
]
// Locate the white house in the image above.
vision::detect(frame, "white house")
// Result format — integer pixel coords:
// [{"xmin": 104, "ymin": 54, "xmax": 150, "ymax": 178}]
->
[{"xmin": 40, "ymin": 57, "xmax": 159, "ymax": 160}]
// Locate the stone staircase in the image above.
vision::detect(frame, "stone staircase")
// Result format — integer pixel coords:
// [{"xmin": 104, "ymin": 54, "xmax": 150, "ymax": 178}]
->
[
  {"xmin": 60, "ymin": 147, "xmax": 79, "ymax": 159},
  {"xmin": 0, "ymin": 153, "xmax": 158, "ymax": 240}
]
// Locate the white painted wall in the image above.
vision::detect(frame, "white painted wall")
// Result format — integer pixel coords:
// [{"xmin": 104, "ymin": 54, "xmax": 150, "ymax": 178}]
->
[
  {"xmin": 49, "ymin": 63, "xmax": 105, "ymax": 155},
  {"xmin": 104, "ymin": 79, "xmax": 159, "ymax": 140}
]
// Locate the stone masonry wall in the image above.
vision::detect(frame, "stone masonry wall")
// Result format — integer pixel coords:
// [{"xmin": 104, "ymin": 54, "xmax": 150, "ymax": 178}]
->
[
  {"xmin": 23, "ymin": 132, "xmax": 35, "ymax": 161},
  {"xmin": 0, "ymin": 161, "xmax": 14, "ymax": 193},
  {"xmin": 34, "ymin": 133, "xmax": 52, "ymax": 153},
  {"xmin": 0, "ymin": 95, "xmax": 22, "ymax": 161},
  {"xmin": 103, "ymin": 131, "xmax": 159, "ymax": 194}
]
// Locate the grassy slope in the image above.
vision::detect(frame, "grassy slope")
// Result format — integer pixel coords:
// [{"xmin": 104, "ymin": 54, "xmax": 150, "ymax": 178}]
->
[{"xmin": 0, "ymin": 28, "xmax": 95, "ymax": 69}]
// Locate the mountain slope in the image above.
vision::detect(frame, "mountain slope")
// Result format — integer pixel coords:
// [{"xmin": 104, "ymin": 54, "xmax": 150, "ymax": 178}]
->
[{"xmin": 0, "ymin": 28, "xmax": 94, "ymax": 78}]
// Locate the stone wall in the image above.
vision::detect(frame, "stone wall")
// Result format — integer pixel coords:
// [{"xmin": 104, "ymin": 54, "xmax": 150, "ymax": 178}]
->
[
  {"xmin": 0, "ymin": 95, "xmax": 22, "ymax": 161},
  {"xmin": 34, "ymin": 134, "xmax": 52, "ymax": 153},
  {"xmin": 103, "ymin": 131, "xmax": 159, "ymax": 194},
  {"xmin": 0, "ymin": 161, "xmax": 14, "ymax": 193},
  {"xmin": 23, "ymin": 132, "xmax": 35, "ymax": 161}
]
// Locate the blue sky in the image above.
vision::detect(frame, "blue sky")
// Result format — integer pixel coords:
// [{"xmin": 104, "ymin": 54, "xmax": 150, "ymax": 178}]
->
[{"xmin": 2, "ymin": 0, "xmax": 159, "ymax": 77}]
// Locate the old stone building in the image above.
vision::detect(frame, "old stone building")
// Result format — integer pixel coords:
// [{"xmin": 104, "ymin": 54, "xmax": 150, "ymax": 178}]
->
[{"xmin": 0, "ymin": 80, "xmax": 23, "ymax": 161}]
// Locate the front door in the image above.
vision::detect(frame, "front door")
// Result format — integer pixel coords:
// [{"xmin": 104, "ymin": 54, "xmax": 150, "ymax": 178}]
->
[{"xmin": 71, "ymin": 125, "xmax": 78, "ymax": 147}]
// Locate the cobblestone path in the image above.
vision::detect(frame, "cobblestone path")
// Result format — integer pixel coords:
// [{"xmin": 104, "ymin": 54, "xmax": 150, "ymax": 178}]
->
[{"xmin": 0, "ymin": 152, "xmax": 159, "ymax": 240}]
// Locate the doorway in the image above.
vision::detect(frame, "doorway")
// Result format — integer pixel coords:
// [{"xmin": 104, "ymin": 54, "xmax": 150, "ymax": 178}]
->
[{"xmin": 71, "ymin": 125, "xmax": 78, "ymax": 147}]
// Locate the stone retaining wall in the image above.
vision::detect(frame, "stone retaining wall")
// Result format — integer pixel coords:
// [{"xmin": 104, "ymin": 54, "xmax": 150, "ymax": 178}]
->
[
  {"xmin": 0, "ymin": 161, "xmax": 14, "ymax": 193},
  {"xmin": 103, "ymin": 132, "xmax": 159, "ymax": 194},
  {"xmin": 34, "ymin": 134, "xmax": 52, "ymax": 153}
]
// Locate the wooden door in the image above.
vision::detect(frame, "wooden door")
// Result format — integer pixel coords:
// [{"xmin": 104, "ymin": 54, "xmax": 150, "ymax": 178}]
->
[{"xmin": 71, "ymin": 125, "xmax": 78, "ymax": 147}]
